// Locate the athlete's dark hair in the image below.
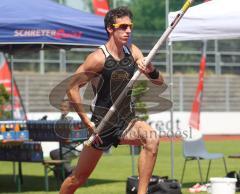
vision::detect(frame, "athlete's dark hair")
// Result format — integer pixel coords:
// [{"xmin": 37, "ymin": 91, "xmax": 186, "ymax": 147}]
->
[{"xmin": 104, "ymin": 7, "xmax": 133, "ymax": 36}]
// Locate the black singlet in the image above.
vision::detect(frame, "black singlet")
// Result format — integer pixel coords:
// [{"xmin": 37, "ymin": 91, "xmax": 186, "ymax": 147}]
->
[{"xmin": 90, "ymin": 44, "xmax": 136, "ymax": 150}]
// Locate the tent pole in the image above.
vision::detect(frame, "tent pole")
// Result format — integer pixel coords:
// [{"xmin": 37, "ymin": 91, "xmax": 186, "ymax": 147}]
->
[
  {"xmin": 10, "ymin": 54, "xmax": 14, "ymax": 120},
  {"xmin": 166, "ymin": 2, "xmax": 174, "ymax": 178},
  {"xmin": 60, "ymin": 49, "xmax": 67, "ymax": 73},
  {"xmin": 214, "ymin": 40, "xmax": 221, "ymax": 75},
  {"xmin": 40, "ymin": 50, "xmax": 45, "ymax": 74},
  {"xmin": 200, "ymin": 40, "xmax": 207, "ymax": 120},
  {"xmin": 203, "ymin": 40, "xmax": 207, "ymax": 59},
  {"xmin": 165, "ymin": 0, "xmax": 170, "ymax": 74},
  {"xmin": 168, "ymin": 40, "xmax": 174, "ymax": 179},
  {"xmin": 131, "ymin": 145, "xmax": 135, "ymax": 176}
]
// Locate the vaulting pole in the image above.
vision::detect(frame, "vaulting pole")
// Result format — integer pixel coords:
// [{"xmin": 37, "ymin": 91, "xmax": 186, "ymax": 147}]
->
[{"xmin": 84, "ymin": 0, "xmax": 194, "ymax": 146}]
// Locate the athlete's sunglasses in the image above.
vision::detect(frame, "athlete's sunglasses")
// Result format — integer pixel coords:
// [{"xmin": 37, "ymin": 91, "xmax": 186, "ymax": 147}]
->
[{"xmin": 112, "ymin": 23, "xmax": 133, "ymax": 30}]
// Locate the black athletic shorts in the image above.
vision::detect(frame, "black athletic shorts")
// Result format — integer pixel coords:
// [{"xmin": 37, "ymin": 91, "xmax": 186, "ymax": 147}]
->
[{"xmin": 90, "ymin": 115, "xmax": 134, "ymax": 151}]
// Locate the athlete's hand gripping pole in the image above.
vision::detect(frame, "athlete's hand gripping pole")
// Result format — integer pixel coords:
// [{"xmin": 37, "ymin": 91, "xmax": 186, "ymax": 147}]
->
[{"xmin": 83, "ymin": 0, "xmax": 194, "ymax": 147}]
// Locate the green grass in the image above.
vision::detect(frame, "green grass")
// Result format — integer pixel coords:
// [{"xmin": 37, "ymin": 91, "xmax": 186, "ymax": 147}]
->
[{"xmin": 1, "ymin": 140, "xmax": 240, "ymax": 194}]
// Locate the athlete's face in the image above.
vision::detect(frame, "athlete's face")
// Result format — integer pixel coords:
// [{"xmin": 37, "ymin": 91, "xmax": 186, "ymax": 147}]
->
[{"xmin": 109, "ymin": 16, "xmax": 132, "ymax": 44}]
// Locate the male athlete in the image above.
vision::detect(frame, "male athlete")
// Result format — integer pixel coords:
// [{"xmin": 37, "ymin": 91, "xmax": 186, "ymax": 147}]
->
[{"xmin": 60, "ymin": 7, "xmax": 164, "ymax": 194}]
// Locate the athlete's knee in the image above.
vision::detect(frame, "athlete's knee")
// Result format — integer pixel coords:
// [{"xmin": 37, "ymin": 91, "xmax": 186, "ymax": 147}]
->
[
  {"xmin": 144, "ymin": 130, "xmax": 160, "ymax": 155},
  {"xmin": 135, "ymin": 121, "xmax": 159, "ymax": 154}
]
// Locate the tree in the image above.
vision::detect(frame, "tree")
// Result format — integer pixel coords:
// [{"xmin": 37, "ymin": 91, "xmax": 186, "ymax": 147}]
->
[
  {"xmin": 130, "ymin": 0, "xmax": 166, "ymax": 31},
  {"xmin": 0, "ymin": 84, "xmax": 11, "ymax": 119},
  {"xmin": 129, "ymin": 0, "xmax": 204, "ymax": 31}
]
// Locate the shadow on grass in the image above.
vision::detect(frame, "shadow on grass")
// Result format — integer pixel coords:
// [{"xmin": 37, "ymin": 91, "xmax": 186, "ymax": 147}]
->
[
  {"xmin": 0, "ymin": 174, "xmax": 124, "ymax": 193},
  {"xmin": 84, "ymin": 178, "xmax": 125, "ymax": 187}
]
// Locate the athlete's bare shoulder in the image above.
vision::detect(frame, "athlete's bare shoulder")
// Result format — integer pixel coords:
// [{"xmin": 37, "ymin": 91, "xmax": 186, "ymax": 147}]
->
[
  {"xmin": 90, "ymin": 48, "xmax": 106, "ymax": 65},
  {"xmin": 76, "ymin": 48, "xmax": 105, "ymax": 74},
  {"xmin": 129, "ymin": 43, "xmax": 144, "ymax": 61}
]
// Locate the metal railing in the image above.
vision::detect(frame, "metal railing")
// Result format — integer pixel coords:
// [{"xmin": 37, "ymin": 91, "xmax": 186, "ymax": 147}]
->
[{"xmin": 10, "ymin": 38, "xmax": 240, "ymax": 75}]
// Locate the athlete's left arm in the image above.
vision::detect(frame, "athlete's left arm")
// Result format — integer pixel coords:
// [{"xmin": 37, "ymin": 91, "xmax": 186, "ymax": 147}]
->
[{"xmin": 131, "ymin": 44, "xmax": 164, "ymax": 86}]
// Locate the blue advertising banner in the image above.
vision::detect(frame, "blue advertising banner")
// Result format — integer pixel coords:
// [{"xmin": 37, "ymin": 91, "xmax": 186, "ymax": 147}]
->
[{"xmin": 0, "ymin": 0, "xmax": 108, "ymax": 51}]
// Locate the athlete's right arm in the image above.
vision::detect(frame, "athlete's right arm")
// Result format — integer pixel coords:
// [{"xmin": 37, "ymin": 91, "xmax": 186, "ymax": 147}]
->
[{"xmin": 67, "ymin": 49, "xmax": 104, "ymax": 133}]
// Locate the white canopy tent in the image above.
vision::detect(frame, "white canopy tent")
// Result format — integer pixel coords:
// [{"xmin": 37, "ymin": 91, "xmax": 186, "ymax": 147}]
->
[
  {"xmin": 168, "ymin": 0, "xmax": 240, "ymax": 41},
  {"xmin": 167, "ymin": 0, "xmax": 240, "ymax": 178}
]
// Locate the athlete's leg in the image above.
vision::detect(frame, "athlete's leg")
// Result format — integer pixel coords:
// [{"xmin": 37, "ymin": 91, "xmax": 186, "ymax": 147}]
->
[
  {"xmin": 60, "ymin": 146, "xmax": 103, "ymax": 194},
  {"xmin": 120, "ymin": 120, "xmax": 160, "ymax": 194}
]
